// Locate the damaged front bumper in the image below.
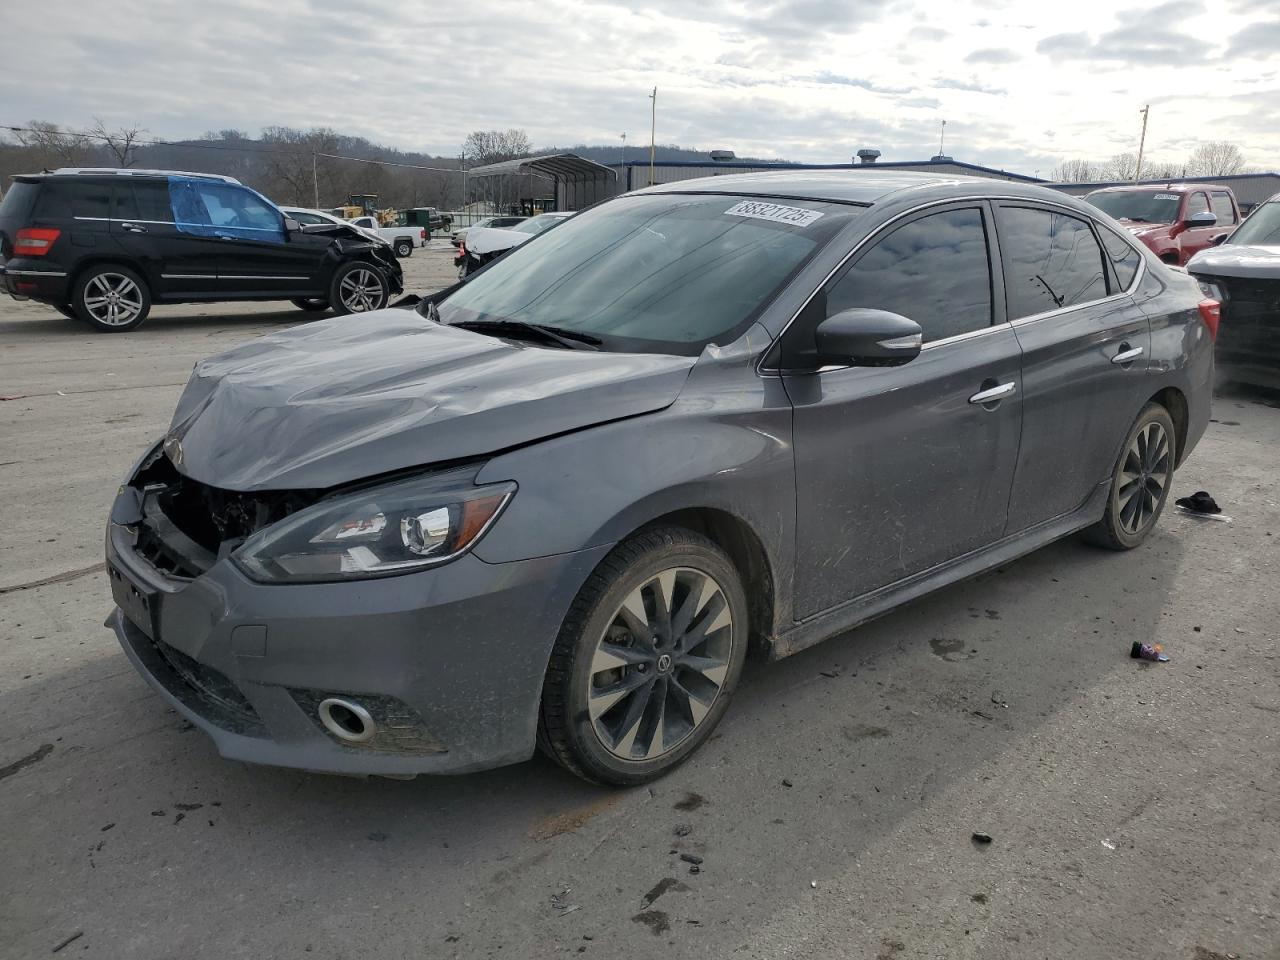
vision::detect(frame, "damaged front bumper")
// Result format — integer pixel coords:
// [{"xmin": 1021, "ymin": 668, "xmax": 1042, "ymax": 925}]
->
[{"xmin": 104, "ymin": 485, "xmax": 609, "ymax": 776}]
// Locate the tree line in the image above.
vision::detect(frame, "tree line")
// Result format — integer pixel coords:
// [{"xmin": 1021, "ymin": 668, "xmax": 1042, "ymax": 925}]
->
[{"xmin": 1051, "ymin": 141, "xmax": 1254, "ymax": 183}]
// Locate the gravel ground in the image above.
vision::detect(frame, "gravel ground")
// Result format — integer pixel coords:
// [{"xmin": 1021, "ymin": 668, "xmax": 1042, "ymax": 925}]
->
[{"xmin": 1, "ymin": 242, "xmax": 1277, "ymax": 960}]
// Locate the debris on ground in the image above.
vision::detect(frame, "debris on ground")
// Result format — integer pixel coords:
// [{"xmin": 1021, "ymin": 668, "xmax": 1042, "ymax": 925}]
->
[
  {"xmin": 679, "ymin": 853, "xmax": 703, "ymax": 865},
  {"xmin": 971, "ymin": 832, "xmax": 993, "ymax": 845},
  {"xmin": 1175, "ymin": 491, "xmax": 1231, "ymax": 522},
  {"xmin": 51, "ymin": 931, "xmax": 84, "ymax": 953},
  {"xmin": 1101, "ymin": 838, "xmax": 1118, "ymax": 850},
  {"xmin": 990, "ymin": 691, "xmax": 1009, "ymax": 709},
  {"xmin": 820, "ymin": 668, "xmax": 841, "ymax": 678},
  {"xmin": 1131, "ymin": 642, "xmax": 1169, "ymax": 663},
  {"xmin": 672, "ymin": 792, "xmax": 705, "ymax": 811},
  {"xmin": 551, "ymin": 887, "xmax": 579, "ymax": 916},
  {"xmin": 781, "ymin": 779, "xmax": 794, "ymax": 788},
  {"xmin": 641, "ymin": 878, "xmax": 688, "ymax": 908},
  {"xmin": 689, "ymin": 864, "xmax": 700, "ymax": 874},
  {"xmin": 0, "ymin": 394, "xmax": 27, "ymax": 401},
  {"xmin": 809, "ymin": 880, "xmax": 817, "ymax": 888},
  {"xmin": 673, "ymin": 823, "xmax": 692, "ymax": 837}
]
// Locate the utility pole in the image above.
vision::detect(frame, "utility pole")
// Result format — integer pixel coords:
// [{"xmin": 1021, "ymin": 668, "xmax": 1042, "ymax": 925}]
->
[
  {"xmin": 1134, "ymin": 105, "xmax": 1149, "ymax": 184},
  {"xmin": 649, "ymin": 87, "xmax": 657, "ymax": 187},
  {"xmin": 460, "ymin": 147, "xmax": 467, "ymax": 212},
  {"xmin": 620, "ymin": 132, "xmax": 626, "ymax": 167},
  {"xmin": 938, "ymin": 119, "xmax": 946, "ymax": 156},
  {"xmin": 312, "ymin": 152, "xmax": 319, "ymax": 209}
]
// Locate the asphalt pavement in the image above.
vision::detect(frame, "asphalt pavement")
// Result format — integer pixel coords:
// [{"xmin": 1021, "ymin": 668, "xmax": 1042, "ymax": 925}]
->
[{"xmin": 1, "ymin": 244, "xmax": 1278, "ymax": 960}]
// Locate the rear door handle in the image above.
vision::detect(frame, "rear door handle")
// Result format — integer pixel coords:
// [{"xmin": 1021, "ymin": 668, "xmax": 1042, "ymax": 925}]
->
[
  {"xmin": 119, "ymin": 222, "xmax": 148, "ymax": 234},
  {"xmin": 1112, "ymin": 345, "xmax": 1144, "ymax": 365},
  {"xmin": 969, "ymin": 382, "xmax": 1017, "ymax": 404}
]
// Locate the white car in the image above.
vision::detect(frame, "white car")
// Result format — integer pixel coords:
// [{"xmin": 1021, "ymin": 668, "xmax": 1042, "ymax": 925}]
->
[
  {"xmin": 280, "ymin": 207, "xmax": 388, "ymax": 248},
  {"xmin": 348, "ymin": 216, "xmax": 426, "ymax": 258},
  {"xmin": 451, "ymin": 215, "xmax": 528, "ymax": 247},
  {"xmin": 455, "ymin": 211, "xmax": 574, "ymax": 277}
]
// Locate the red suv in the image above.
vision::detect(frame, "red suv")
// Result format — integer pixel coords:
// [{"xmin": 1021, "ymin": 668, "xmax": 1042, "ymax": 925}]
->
[{"xmin": 1085, "ymin": 183, "xmax": 1239, "ymax": 266}]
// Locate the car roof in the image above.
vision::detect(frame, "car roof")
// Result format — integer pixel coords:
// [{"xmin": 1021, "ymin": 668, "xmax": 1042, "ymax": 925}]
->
[
  {"xmin": 14, "ymin": 168, "xmax": 241, "ymax": 184},
  {"xmin": 1087, "ymin": 182, "xmax": 1219, "ymax": 195},
  {"xmin": 633, "ymin": 169, "xmax": 1066, "ymax": 207}
]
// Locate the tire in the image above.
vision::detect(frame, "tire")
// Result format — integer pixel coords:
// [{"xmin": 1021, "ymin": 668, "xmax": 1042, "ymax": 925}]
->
[
  {"xmin": 52, "ymin": 302, "xmax": 78, "ymax": 320},
  {"xmin": 1084, "ymin": 402, "xmax": 1177, "ymax": 550},
  {"xmin": 328, "ymin": 261, "xmax": 389, "ymax": 315},
  {"xmin": 291, "ymin": 298, "xmax": 329, "ymax": 312},
  {"xmin": 394, "ymin": 239, "xmax": 413, "ymax": 258},
  {"xmin": 71, "ymin": 264, "xmax": 150, "ymax": 332},
  {"xmin": 538, "ymin": 527, "xmax": 749, "ymax": 786}
]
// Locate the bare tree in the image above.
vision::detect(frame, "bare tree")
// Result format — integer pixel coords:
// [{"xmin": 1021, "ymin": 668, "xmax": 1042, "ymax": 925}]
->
[
  {"xmin": 1186, "ymin": 141, "xmax": 1245, "ymax": 177},
  {"xmin": 1050, "ymin": 158, "xmax": 1104, "ymax": 183},
  {"xmin": 462, "ymin": 129, "xmax": 532, "ymax": 167},
  {"xmin": 261, "ymin": 126, "xmax": 340, "ymax": 206},
  {"xmin": 1102, "ymin": 152, "xmax": 1139, "ymax": 181},
  {"xmin": 88, "ymin": 118, "xmax": 146, "ymax": 167},
  {"xmin": 14, "ymin": 120, "xmax": 93, "ymax": 169}
]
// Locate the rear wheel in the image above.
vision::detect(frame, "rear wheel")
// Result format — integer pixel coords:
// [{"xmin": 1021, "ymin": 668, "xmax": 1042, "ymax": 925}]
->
[
  {"xmin": 72, "ymin": 264, "xmax": 150, "ymax": 332},
  {"xmin": 1085, "ymin": 402, "xmax": 1177, "ymax": 550},
  {"xmin": 394, "ymin": 239, "xmax": 413, "ymax": 258},
  {"xmin": 291, "ymin": 298, "xmax": 329, "ymax": 312},
  {"xmin": 328, "ymin": 262, "xmax": 389, "ymax": 315},
  {"xmin": 538, "ymin": 528, "xmax": 749, "ymax": 785}
]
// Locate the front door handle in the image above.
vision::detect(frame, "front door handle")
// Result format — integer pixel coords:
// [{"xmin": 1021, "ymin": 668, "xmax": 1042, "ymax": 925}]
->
[
  {"xmin": 1112, "ymin": 345, "xmax": 1145, "ymax": 365},
  {"xmin": 119, "ymin": 222, "xmax": 148, "ymax": 234},
  {"xmin": 968, "ymin": 382, "xmax": 1017, "ymax": 404}
]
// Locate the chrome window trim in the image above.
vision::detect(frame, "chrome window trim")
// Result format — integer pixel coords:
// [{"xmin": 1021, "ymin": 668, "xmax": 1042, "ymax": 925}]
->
[
  {"xmin": 74, "ymin": 217, "xmax": 174, "ymax": 225},
  {"xmin": 218, "ymin": 275, "xmax": 311, "ymax": 281},
  {"xmin": 757, "ymin": 193, "xmax": 1145, "ymax": 376},
  {"xmin": 160, "ymin": 274, "xmax": 217, "ymax": 279},
  {"xmin": 4, "ymin": 269, "xmax": 69, "ymax": 277}
]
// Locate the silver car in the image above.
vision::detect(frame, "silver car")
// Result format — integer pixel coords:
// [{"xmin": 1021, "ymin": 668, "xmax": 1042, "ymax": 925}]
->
[{"xmin": 106, "ymin": 171, "xmax": 1214, "ymax": 785}]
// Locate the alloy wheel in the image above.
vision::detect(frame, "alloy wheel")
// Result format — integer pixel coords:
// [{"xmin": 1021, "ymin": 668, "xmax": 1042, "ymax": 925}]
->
[
  {"xmin": 339, "ymin": 268, "xmax": 383, "ymax": 312},
  {"xmin": 83, "ymin": 273, "xmax": 143, "ymax": 327},
  {"xmin": 588, "ymin": 566, "xmax": 734, "ymax": 761},
  {"xmin": 1117, "ymin": 421, "xmax": 1171, "ymax": 534}
]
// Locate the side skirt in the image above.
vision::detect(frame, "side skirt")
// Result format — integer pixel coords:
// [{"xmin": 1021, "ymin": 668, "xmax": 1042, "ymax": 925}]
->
[{"xmin": 768, "ymin": 480, "xmax": 1110, "ymax": 660}]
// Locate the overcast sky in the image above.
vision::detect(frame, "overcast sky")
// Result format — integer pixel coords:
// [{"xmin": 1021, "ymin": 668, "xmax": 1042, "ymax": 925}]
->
[{"xmin": 4, "ymin": 0, "xmax": 1277, "ymax": 175}]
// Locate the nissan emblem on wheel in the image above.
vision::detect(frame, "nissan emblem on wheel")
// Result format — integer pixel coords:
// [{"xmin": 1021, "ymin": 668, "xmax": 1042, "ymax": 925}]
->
[
  {"xmin": 0, "ymin": 168, "xmax": 403, "ymax": 331},
  {"xmin": 103, "ymin": 170, "xmax": 1214, "ymax": 784}
]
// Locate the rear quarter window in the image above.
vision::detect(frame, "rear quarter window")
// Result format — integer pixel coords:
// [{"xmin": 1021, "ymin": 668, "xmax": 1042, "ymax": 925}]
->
[
  {"xmin": 1099, "ymin": 227, "xmax": 1142, "ymax": 291},
  {"xmin": 0, "ymin": 181, "xmax": 40, "ymax": 221},
  {"xmin": 32, "ymin": 181, "xmax": 111, "ymax": 220}
]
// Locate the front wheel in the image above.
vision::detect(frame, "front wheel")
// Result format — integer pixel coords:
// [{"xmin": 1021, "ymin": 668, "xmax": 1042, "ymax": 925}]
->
[
  {"xmin": 1084, "ymin": 402, "xmax": 1177, "ymax": 550},
  {"xmin": 394, "ymin": 239, "xmax": 413, "ymax": 258},
  {"xmin": 72, "ymin": 264, "xmax": 151, "ymax": 332},
  {"xmin": 328, "ymin": 262, "xmax": 389, "ymax": 315},
  {"xmin": 538, "ymin": 528, "xmax": 749, "ymax": 785}
]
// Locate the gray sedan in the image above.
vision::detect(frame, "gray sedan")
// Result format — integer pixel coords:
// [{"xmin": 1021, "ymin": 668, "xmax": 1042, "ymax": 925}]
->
[{"xmin": 105, "ymin": 171, "xmax": 1214, "ymax": 784}]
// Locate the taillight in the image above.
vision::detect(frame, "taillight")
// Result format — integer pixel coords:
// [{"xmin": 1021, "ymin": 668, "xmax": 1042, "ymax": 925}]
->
[
  {"xmin": 1198, "ymin": 299, "xmax": 1221, "ymax": 340},
  {"xmin": 14, "ymin": 227, "xmax": 61, "ymax": 257},
  {"xmin": 458, "ymin": 241, "xmax": 466, "ymax": 257},
  {"xmin": 420, "ymin": 228, "xmax": 426, "ymax": 240}
]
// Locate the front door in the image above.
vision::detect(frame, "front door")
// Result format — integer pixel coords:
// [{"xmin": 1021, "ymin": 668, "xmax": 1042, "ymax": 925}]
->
[
  {"xmin": 996, "ymin": 205, "xmax": 1153, "ymax": 531},
  {"xmin": 1178, "ymin": 191, "xmax": 1219, "ymax": 264},
  {"xmin": 178, "ymin": 180, "xmax": 325, "ymax": 296},
  {"xmin": 778, "ymin": 203, "xmax": 1023, "ymax": 620}
]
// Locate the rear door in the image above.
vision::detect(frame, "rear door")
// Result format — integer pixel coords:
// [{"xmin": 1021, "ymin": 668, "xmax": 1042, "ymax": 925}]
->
[
  {"xmin": 781, "ymin": 203, "xmax": 1024, "ymax": 617},
  {"xmin": 1208, "ymin": 190, "xmax": 1239, "ymax": 245},
  {"xmin": 110, "ymin": 179, "xmax": 222, "ymax": 298},
  {"xmin": 175, "ymin": 180, "xmax": 326, "ymax": 296},
  {"xmin": 997, "ymin": 204, "xmax": 1153, "ymax": 532}
]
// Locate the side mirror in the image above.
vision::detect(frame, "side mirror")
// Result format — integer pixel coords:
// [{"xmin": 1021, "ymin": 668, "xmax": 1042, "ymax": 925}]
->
[
  {"xmin": 1184, "ymin": 211, "xmax": 1217, "ymax": 229},
  {"xmin": 814, "ymin": 308, "xmax": 922, "ymax": 367},
  {"xmin": 283, "ymin": 217, "xmax": 302, "ymax": 233}
]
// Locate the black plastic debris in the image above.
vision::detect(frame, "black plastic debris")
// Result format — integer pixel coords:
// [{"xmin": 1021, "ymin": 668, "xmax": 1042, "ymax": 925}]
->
[
  {"xmin": 679, "ymin": 853, "xmax": 703, "ymax": 865},
  {"xmin": 971, "ymin": 832, "xmax": 993, "ymax": 845},
  {"xmin": 1175, "ymin": 491, "xmax": 1221, "ymax": 514}
]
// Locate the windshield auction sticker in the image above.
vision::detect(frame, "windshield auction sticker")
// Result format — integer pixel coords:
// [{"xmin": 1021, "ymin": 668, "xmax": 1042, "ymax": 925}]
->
[{"xmin": 724, "ymin": 201, "xmax": 824, "ymax": 227}]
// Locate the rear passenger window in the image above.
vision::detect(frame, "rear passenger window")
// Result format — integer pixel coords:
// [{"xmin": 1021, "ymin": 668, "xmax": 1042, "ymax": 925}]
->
[
  {"xmin": 827, "ymin": 207, "xmax": 993, "ymax": 343},
  {"xmin": 132, "ymin": 182, "xmax": 174, "ymax": 222},
  {"xmin": 998, "ymin": 207, "xmax": 1108, "ymax": 319},
  {"xmin": 1210, "ymin": 192, "xmax": 1236, "ymax": 225},
  {"xmin": 32, "ymin": 181, "xmax": 110, "ymax": 220},
  {"xmin": 1099, "ymin": 227, "xmax": 1141, "ymax": 291}
]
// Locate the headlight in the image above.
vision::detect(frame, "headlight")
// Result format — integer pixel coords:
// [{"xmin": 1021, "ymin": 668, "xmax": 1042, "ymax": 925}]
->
[{"xmin": 233, "ymin": 469, "xmax": 515, "ymax": 583}]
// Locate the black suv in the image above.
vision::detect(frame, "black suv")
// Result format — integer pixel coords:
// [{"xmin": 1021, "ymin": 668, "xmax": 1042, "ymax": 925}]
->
[{"xmin": 0, "ymin": 168, "xmax": 403, "ymax": 332}]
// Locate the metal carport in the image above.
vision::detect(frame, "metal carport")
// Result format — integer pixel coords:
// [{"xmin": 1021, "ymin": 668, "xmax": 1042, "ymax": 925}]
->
[{"xmin": 465, "ymin": 153, "xmax": 617, "ymax": 211}]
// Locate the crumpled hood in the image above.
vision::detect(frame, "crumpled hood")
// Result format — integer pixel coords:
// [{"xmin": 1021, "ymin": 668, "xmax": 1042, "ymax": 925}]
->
[
  {"xmin": 165, "ymin": 310, "xmax": 696, "ymax": 491},
  {"xmin": 466, "ymin": 226, "xmax": 531, "ymax": 257},
  {"xmin": 1187, "ymin": 244, "xmax": 1280, "ymax": 282}
]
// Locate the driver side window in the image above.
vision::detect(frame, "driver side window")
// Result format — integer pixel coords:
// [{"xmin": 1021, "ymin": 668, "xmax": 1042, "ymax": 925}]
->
[{"xmin": 826, "ymin": 207, "xmax": 994, "ymax": 344}]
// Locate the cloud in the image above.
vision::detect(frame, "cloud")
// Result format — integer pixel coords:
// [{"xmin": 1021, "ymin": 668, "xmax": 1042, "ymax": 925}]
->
[
  {"xmin": 907, "ymin": 25, "xmax": 949, "ymax": 41},
  {"xmin": 933, "ymin": 77, "xmax": 1005, "ymax": 95},
  {"xmin": 1036, "ymin": 1, "xmax": 1212, "ymax": 63},
  {"xmin": 1228, "ymin": 19, "xmax": 1280, "ymax": 57},
  {"xmin": 964, "ymin": 47, "xmax": 1022, "ymax": 64}
]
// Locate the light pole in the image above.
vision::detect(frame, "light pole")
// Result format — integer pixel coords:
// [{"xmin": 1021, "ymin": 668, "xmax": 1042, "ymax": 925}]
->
[{"xmin": 649, "ymin": 87, "xmax": 657, "ymax": 187}]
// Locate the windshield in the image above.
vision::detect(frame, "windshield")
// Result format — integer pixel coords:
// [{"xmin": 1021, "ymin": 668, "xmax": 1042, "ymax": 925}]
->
[
  {"xmin": 1086, "ymin": 190, "xmax": 1180, "ymax": 224},
  {"xmin": 1228, "ymin": 202, "xmax": 1280, "ymax": 246},
  {"xmin": 510, "ymin": 215, "xmax": 563, "ymax": 236},
  {"xmin": 439, "ymin": 193, "xmax": 856, "ymax": 355}
]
